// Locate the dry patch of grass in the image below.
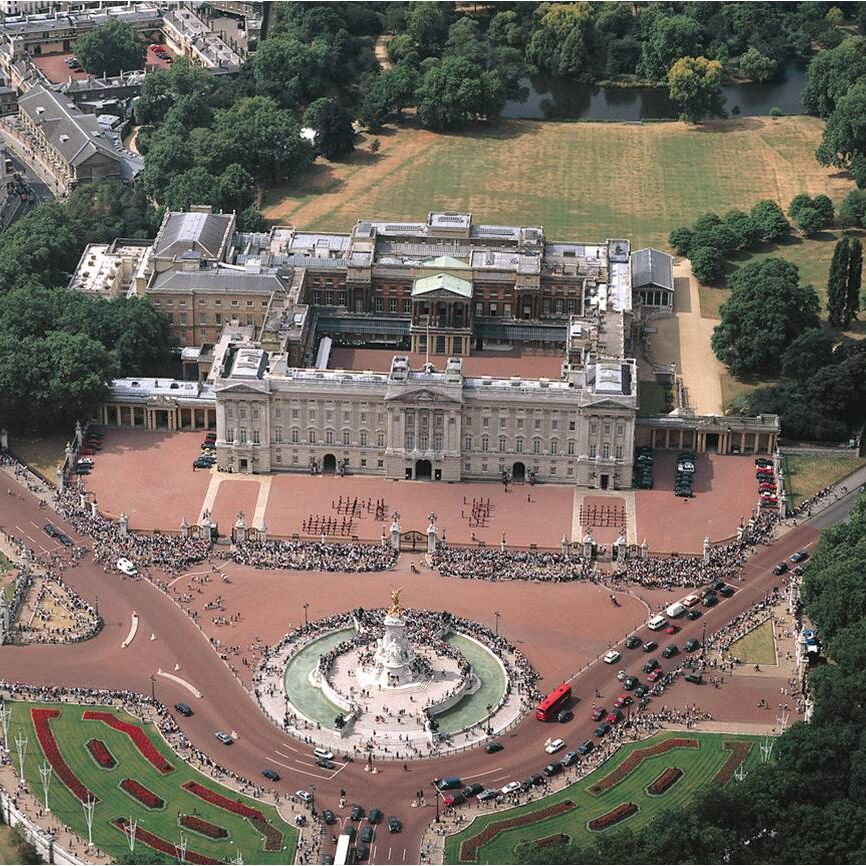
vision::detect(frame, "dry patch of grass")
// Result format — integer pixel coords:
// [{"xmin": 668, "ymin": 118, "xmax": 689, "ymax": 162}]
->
[
  {"xmin": 8, "ymin": 432, "xmax": 68, "ymax": 480},
  {"xmin": 782, "ymin": 453, "xmax": 866, "ymax": 506},
  {"xmin": 726, "ymin": 619, "xmax": 777, "ymax": 667}
]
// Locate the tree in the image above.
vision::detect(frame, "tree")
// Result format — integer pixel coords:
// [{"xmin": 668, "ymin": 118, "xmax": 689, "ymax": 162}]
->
[
  {"xmin": 74, "ymin": 18, "xmax": 145, "ymax": 76},
  {"xmin": 803, "ymin": 36, "xmax": 866, "ymax": 116},
  {"xmin": 689, "ymin": 245, "xmax": 725, "ymax": 283},
  {"xmin": 738, "ymin": 46, "xmax": 778, "ymax": 82},
  {"xmin": 415, "ymin": 56, "xmax": 505, "ymax": 130},
  {"xmin": 847, "ymin": 237, "xmax": 863, "ymax": 323},
  {"xmin": 218, "ymin": 163, "xmax": 256, "ymax": 213},
  {"xmin": 711, "ymin": 258, "xmax": 821, "ymax": 376},
  {"xmin": 526, "ymin": 2, "xmax": 596, "ymax": 80},
  {"xmin": 749, "ymin": 199, "xmax": 791, "ymax": 242},
  {"xmin": 780, "ymin": 328, "xmax": 836, "ymax": 380},
  {"xmin": 134, "ymin": 69, "xmax": 174, "ymax": 126},
  {"xmin": 837, "ymin": 188, "xmax": 866, "ymax": 226},
  {"xmin": 637, "ymin": 11, "xmax": 703, "ymax": 80},
  {"xmin": 795, "ymin": 206, "xmax": 826, "ymax": 236},
  {"xmin": 722, "ymin": 209, "xmax": 761, "ymax": 249},
  {"xmin": 827, "ymin": 237, "xmax": 850, "ymax": 327},
  {"xmin": 162, "ymin": 167, "xmax": 221, "ymax": 213},
  {"xmin": 359, "ymin": 64, "xmax": 419, "ymax": 129},
  {"xmin": 404, "ymin": 1, "xmax": 452, "ymax": 55},
  {"xmin": 303, "ymin": 97, "xmax": 355, "ymax": 161},
  {"xmin": 249, "ymin": 34, "xmax": 327, "ymax": 107},
  {"xmin": 667, "ymin": 226, "xmax": 693, "ymax": 256},
  {"xmin": 667, "ymin": 56, "xmax": 725, "ymax": 123},
  {"xmin": 816, "ymin": 79, "xmax": 866, "ymax": 184}
]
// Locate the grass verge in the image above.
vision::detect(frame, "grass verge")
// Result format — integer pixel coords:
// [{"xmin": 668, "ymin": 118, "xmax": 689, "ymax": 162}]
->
[
  {"xmin": 782, "ymin": 453, "xmax": 866, "ymax": 506},
  {"xmin": 726, "ymin": 619, "xmax": 777, "ymax": 667}
]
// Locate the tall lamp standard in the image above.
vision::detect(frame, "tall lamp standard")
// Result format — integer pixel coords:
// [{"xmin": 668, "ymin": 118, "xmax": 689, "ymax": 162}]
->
[
  {"xmin": 494, "ymin": 611, "xmax": 501, "ymax": 637},
  {"xmin": 303, "ymin": 602, "xmax": 310, "ymax": 628},
  {"xmin": 149, "ymin": 674, "xmax": 156, "ymax": 702},
  {"xmin": 432, "ymin": 783, "xmax": 440, "ymax": 823}
]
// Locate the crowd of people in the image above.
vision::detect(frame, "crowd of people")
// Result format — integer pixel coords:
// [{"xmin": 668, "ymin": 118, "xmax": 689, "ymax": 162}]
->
[
  {"xmin": 12, "ymin": 576, "xmax": 101, "ymax": 645},
  {"xmin": 233, "ymin": 538, "xmax": 397, "ymax": 573},
  {"xmin": 431, "ymin": 545, "xmax": 599, "ymax": 582}
]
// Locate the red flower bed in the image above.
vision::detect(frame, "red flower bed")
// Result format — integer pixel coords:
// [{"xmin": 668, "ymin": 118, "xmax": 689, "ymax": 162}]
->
[
  {"xmin": 714, "ymin": 740, "xmax": 754, "ymax": 784},
  {"xmin": 86, "ymin": 738, "xmax": 116, "ymax": 769},
  {"xmin": 120, "ymin": 778, "xmax": 164, "ymax": 809},
  {"xmin": 112, "ymin": 818, "xmax": 218, "ymax": 865},
  {"xmin": 588, "ymin": 737, "xmax": 699, "ymax": 795},
  {"xmin": 31, "ymin": 708, "xmax": 97, "ymax": 804},
  {"xmin": 180, "ymin": 814, "xmax": 228, "ymax": 840},
  {"xmin": 646, "ymin": 767, "xmax": 683, "ymax": 795},
  {"xmin": 459, "ymin": 800, "xmax": 576, "ymax": 862},
  {"xmin": 82, "ymin": 711, "xmax": 173, "ymax": 774},
  {"xmin": 588, "ymin": 802, "xmax": 638, "ymax": 831},
  {"xmin": 182, "ymin": 781, "xmax": 283, "ymax": 851}
]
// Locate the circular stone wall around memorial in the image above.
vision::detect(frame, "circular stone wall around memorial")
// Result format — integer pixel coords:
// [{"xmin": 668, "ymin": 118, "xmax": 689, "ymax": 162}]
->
[{"xmin": 265, "ymin": 610, "xmax": 531, "ymax": 760}]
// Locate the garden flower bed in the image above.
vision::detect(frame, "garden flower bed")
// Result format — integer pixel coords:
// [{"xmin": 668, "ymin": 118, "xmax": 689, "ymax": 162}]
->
[
  {"xmin": 112, "ymin": 818, "xmax": 218, "ymax": 865},
  {"xmin": 119, "ymin": 778, "xmax": 164, "ymax": 810},
  {"xmin": 82, "ymin": 711, "xmax": 174, "ymax": 774},
  {"xmin": 31, "ymin": 708, "xmax": 97, "ymax": 804},
  {"xmin": 588, "ymin": 802, "xmax": 638, "ymax": 831},
  {"xmin": 646, "ymin": 767, "xmax": 683, "ymax": 795},
  {"xmin": 587, "ymin": 737, "xmax": 699, "ymax": 795},
  {"xmin": 85, "ymin": 738, "xmax": 116, "ymax": 769},
  {"xmin": 182, "ymin": 781, "xmax": 283, "ymax": 850},
  {"xmin": 180, "ymin": 814, "xmax": 229, "ymax": 840},
  {"xmin": 459, "ymin": 800, "xmax": 576, "ymax": 862},
  {"xmin": 713, "ymin": 740, "xmax": 754, "ymax": 783}
]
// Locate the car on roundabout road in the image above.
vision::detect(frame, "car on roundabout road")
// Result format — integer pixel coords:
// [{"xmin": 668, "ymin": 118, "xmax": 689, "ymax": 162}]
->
[
  {"xmin": 477, "ymin": 788, "xmax": 499, "ymax": 802},
  {"xmin": 314, "ymin": 747, "xmax": 334, "ymax": 760},
  {"xmin": 116, "ymin": 557, "xmax": 137, "ymax": 576},
  {"xmin": 368, "ymin": 809, "xmax": 383, "ymax": 824},
  {"xmin": 591, "ymin": 707, "xmax": 606, "ymax": 721},
  {"xmin": 544, "ymin": 738, "xmax": 565, "ymax": 754},
  {"xmin": 387, "ymin": 817, "xmax": 402, "ymax": 833},
  {"xmin": 360, "ymin": 826, "xmax": 375, "ymax": 844},
  {"xmin": 350, "ymin": 804, "xmax": 364, "ymax": 820},
  {"xmin": 297, "ymin": 790, "xmax": 314, "ymax": 804},
  {"xmin": 625, "ymin": 635, "xmax": 642, "ymax": 649},
  {"xmin": 174, "ymin": 703, "xmax": 192, "ymax": 716},
  {"xmin": 642, "ymin": 640, "xmax": 658, "ymax": 652},
  {"xmin": 214, "ymin": 730, "xmax": 233, "ymax": 745},
  {"xmin": 561, "ymin": 750, "xmax": 580, "ymax": 766},
  {"xmin": 501, "ymin": 781, "xmax": 520, "ymax": 795},
  {"xmin": 687, "ymin": 609, "xmax": 703, "ymax": 620},
  {"xmin": 322, "ymin": 810, "xmax": 336, "ymax": 825},
  {"xmin": 544, "ymin": 762, "xmax": 562, "ymax": 776},
  {"xmin": 484, "ymin": 741, "xmax": 503, "ymax": 754},
  {"xmin": 603, "ymin": 649, "xmax": 621, "ymax": 664},
  {"xmin": 684, "ymin": 638, "xmax": 701, "ymax": 652},
  {"xmin": 594, "ymin": 722, "xmax": 612, "ymax": 737},
  {"xmin": 262, "ymin": 768, "xmax": 280, "ymax": 782}
]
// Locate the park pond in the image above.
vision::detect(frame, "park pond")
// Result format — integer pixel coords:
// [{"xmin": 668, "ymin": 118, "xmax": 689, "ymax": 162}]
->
[{"xmin": 503, "ymin": 65, "xmax": 807, "ymax": 121}]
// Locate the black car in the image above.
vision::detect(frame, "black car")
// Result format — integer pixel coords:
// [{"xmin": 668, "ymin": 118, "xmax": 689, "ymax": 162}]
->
[
  {"xmin": 634, "ymin": 685, "xmax": 649, "ymax": 698},
  {"xmin": 625, "ymin": 635, "xmax": 642, "ymax": 649},
  {"xmin": 354, "ymin": 844, "xmax": 370, "ymax": 861},
  {"xmin": 642, "ymin": 641, "xmax": 658, "ymax": 653},
  {"xmin": 350, "ymin": 805, "xmax": 364, "ymax": 821},
  {"xmin": 262, "ymin": 768, "xmax": 280, "ymax": 782},
  {"xmin": 530, "ymin": 772, "xmax": 545, "ymax": 786},
  {"xmin": 702, "ymin": 593, "xmax": 718, "ymax": 607},
  {"xmin": 685, "ymin": 673, "xmax": 704, "ymax": 684},
  {"xmin": 543, "ymin": 762, "xmax": 562, "ymax": 776},
  {"xmin": 360, "ymin": 826, "xmax": 374, "ymax": 844},
  {"xmin": 317, "ymin": 758, "xmax": 336, "ymax": 769},
  {"xmin": 174, "ymin": 702, "xmax": 193, "ymax": 717},
  {"xmin": 556, "ymin": 709, "xmax": 574, "ymax": 723},
  {"xmin": 484, "ymin": 741, "xmax": 503, "ymax": 754},
  {"xmin": 387, "ymin": 816, "xmax": 402, "ymax": 833},
  {"xmin": 710, "ymin": 580, "xmax": 726, "ymax": 591},
  {"xmin": 43, "ymin": 523, "xmax": 59, "ymax": 538},
  {"xmin": 643, "ymin": 658, "xmax": 660, "ymax": 673},
  {"xmin": 193, "ymin": 457, "xmax": 212, "ymax": 469},
  {"xmin": 322, "ymin": 809, "xmax": 336, "ymax": 825},
  {"xmin": 577, "ymin": 739, "xmax": 594, "ymax": 755},
  {"xmin": 686, "ymin": 609, "xmax": 702, "ymax": 620},
  {"xmin": 719, "ymin": 584, "xmax": 735, "ymax": 597},
  {"xmin": 662, "ymin": 645, "xmax": 679, "ymax": 659},
  {"xmin": 561, "ymin": 750, "xmax": 580, "ymax": 766},
  {"xmin": 684, "ymin": 638, "xmax": 701, "ymax": 652},
  {"xmin": 790, "ymin": 550, "xmax": 809, "ymax": 563},
  {"xmin": 463, "ymin": 783, "xmax": 483, "ymax": 799},
  {"xmin": 773, "ymin": 562, "xmax": 789, "ymax": 575},
  {"xmin": 594, "ymin": 722, "xmax": 611, "ymax": 737},
  {"xmin": 368, "ymin": 809, "xmax": 383, "ymax": 825},
  {"xmin": 623, "ymin": 676, "xmax": 639, "ymax": 690}
]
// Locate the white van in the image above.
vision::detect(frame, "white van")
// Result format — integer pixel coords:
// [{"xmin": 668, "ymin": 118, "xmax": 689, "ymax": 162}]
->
[
  {"xmin": 647, "ymin": 614, "xmax": 667, "ymax": 631},
  {"xmin": 665, "ymin": 602, "xmax": 686, "ymax": 619}
]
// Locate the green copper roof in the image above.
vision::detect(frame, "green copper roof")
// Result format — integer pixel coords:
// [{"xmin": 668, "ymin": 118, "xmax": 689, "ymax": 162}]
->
[{"xmin": 411, "ymin": 272, "xmax": 473, "ymax": 298}]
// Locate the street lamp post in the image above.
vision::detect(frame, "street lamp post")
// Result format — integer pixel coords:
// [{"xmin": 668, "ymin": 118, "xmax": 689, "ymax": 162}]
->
[
  {"xmin": 303, "ymin": 602, "xmax": 310, "ymax": 628},
  {"xmin": 149, "ymin": 674, "xmax": 156, "ymax": 702},
  {"xmin": 494, "ymin": 611, "xmax": 501, "ymax": 637},
  {"xmin": 94, "ymin": 594, "xmax": 99, "ymax": 616},
  {"xmin": 432, "ymin": 784, "xmax": 440, "ymax": 823}
]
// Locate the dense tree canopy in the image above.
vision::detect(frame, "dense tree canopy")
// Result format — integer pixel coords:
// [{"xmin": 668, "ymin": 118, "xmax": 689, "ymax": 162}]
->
[
  {"xmin": 303, "ymin": 97, "xmax": 356, "ymax": 160},
  {"xmin": 711, "ymin": 258, "xmax": 821, "ymax": 376},
  {"xmin": 666, "ymin": 56, "xmax": 725, "ymax": 123},
  {"xmin": 415, "ymin": 56, "xmax": 506, "ymax": 129},
  {"xmin": 74, "ymin": 18, "xmax": 146, "ymax": 76}
]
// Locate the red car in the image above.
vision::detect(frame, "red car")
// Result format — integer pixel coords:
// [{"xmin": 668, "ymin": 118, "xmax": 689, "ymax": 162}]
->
[
  {"xmin": 665, "ymin": 624, "xmax": 680, "ymax": 635},
  {"xmin": 614, "ymin": 693, "xmax": 633, "ymax": 708},
  {"xmin": 590, "ymin": 707, "xmax": 606, "ymax": 721},
  {"xmin": 646, "ymin": 669, "xmax": 663, "ymax": 683},
  {"xmin": 606, "ymin": 709, "xmax": 624, "ymax": 724}
]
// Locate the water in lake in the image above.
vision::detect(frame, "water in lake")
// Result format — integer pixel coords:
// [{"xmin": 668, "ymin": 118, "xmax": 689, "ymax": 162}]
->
[{"xmin": 503, "ymin": 65, "xmax": 807, "ymax": 121}]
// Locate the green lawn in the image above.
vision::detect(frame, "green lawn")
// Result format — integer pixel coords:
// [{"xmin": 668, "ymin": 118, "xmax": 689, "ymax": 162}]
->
[
  {"xmin": 726, "ymin": 619, "xmax": 778, "ymax": 666},
  {"xmin": 0, "ymin": 826, "xmax": 22, "ymax": 865},
  {"xmin": 782, "ymin": 453, "xmax": 866, "ymax": 506},
  {"xmin": 5, "ymin": 701, "xmax": 298, "ymax": 865},
  {"xmin": 444, "ymin": 731, "xmax": 765, "ymax": 864},
  {"xmin": 7, "ymin": 432, "xmax": 69, "ymax": 481},
  {"xmin": 265, "ymin": 117, "xmax": 850, "ymax": 250}
]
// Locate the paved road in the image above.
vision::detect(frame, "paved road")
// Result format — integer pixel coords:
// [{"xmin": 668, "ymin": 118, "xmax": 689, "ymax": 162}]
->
[{"xmin": 0, "ymin": 481, "xmax": 831, "ymax": 864}]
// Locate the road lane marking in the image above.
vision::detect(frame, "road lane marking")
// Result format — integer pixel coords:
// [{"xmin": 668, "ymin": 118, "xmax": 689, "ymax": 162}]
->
[
  {"xmin": 266, "ymin": 755, "xmax": 332, "ymax": 779},
  {"xmin": 461, "ymin": 767, "xmax": 503, "ymax": 780},
  {"xmin": 156, "ymin": 669, "xmax": 202, "ymax": 699},
  {"xmin": 121, "ymin": 612, "xmax": 139, "ymax": 648}
]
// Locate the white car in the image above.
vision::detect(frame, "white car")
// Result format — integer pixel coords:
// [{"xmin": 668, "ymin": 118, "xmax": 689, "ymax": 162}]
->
[
  {"xmin": 544, "ymin": 738, "xmax": 565, "ymax": 754},
  {"xmin": 616, "ymin": 669, "xmax": 627, "ymax": 681},
  {"xmin": 116, "ymin": 557, "xmax": 137, "ymax": 576},
  {"xmin": 603, "ymin": 650, "xmax": 621, "ymax": 664},
  {"xmin": 681, "ymin": 594, "xmax": 700, "ymax": 607},
  {"xmin": 501, "ymin": 781, "xmax": 520, "ymax": 795},
  {"xmin": 313, "ymin": 747, "xmax": 333, "ymax": 760},
  {"xmin": 296, "ymin": 789, "xmax": 313, "ymax": 804}
]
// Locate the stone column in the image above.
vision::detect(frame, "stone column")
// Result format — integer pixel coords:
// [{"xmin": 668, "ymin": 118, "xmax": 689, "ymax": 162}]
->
[
  {"xmin": 390, "ymin": 517, "xmax": 401, "ymax": 551},
  {"xmin": 180, "ymin": 517, "xmax": 190, "ymax": 539},
  {"xmin": 426, "ymin": 516, "xmax": 437, "ymax": 554},
  {"xmin": 258, "ymin": 522, "xmax": 267, "ymax": 543},
  {"xmin": 56, "ymin": 466, "xmax": 65, "ymax": 491},
  {"xmin": 615, "ymin": 532, "xmax": 627, "ymax": 562},
  {"xmin": 119, "ymin": 512, "xmax": 129, "ymax": 538},
  {"xmin": 90, "ymin": 501, "xmax": 98, "ymax": 518},
  {"xmin": 500, "ymin": 533, "xmax": 506, "ymax": 552},
  {"xmin": 79, "ymin": 492, "xmax": 87, "ymax": 510},
  {"xmin": 736, "ymin": 525, "xmax": 744, "ymax": 543},
  {"xmin": 75, "ymin": 420, "xmax": 82, "ymax": 449},
  {"xmin": 640, "ymin": 538, "xmax": 649, "ymax": 560},
  {"xmin": 582, "ymin": 530, "xmax": 594, "ymax": 559},
  {"xmin": 380, "ymin": 526, "xmax": 387, "ymax": 546},
  {"xmin": 702, "ymin": 536, "xmax": 711, "ymax": 565},
  {"xmin": 561, "ymin": 534, "xmax": 569, "ymax": 558},
  {"xmin": 233, "ymin": 512, "xmax": 246, "ymax": 544}
]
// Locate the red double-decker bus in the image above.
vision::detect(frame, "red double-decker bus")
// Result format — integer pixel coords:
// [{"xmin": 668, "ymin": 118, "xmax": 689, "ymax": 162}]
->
[{"xmin": 535, "ymin": 683, "xmax": 572, "ymax": 721}]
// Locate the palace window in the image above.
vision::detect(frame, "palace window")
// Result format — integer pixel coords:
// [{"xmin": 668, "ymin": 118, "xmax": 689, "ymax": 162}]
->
[
  {"xmin": 291, "ymin": 428, "xmax": 299, "ymax": 444},
  {"xmin": 481, "ymin": 436, "xmax": 489, "ymax": 452},
  {"xmin": 274, "ymin": 426, "xmax": 282, "ymax": 443},
  {"xmin": 615, "ymin": 444, "xmax": 623, "ymax": 459},
  {"xmin": 252, "ymin": 430, "xmax": 260, "ymax": 445},
  {"xmin": 377, "ymin": 432, "xmax": 385, "ymax": 447},
  {"xmin": 238, "ymin": 429, "xmax": 247, "ymax": 444},
  {"xmin": 342, "ymin": 430, "xmax": 351, "ymax": 445},
  {"xmin": 516, "ymin": 437, "xmax": 524, "ymax": 453},
  {"xmin": 309, "ymin": 429, "xmax": 317, "ymax": 444},
  {"xmin": 567, "ymin": 440, "xmax": 575, "ymax": 455},
  {"xmin": 550, "ymin": 439, "xmax": 558, "ymax": 455},
  {"xmin": 533, "ymin": 439, "xmax": 541, "ymax": 454},
  {"xmin": 499, "ymin": 436, "xmax": 506, "ymax": 451},
  {"xmin": 602, "ymin": 443, "xmax": 610, "ymax": 459},
  {"xmin": 360, "ymin": 431, "xmax": 368, "ymax": 447},
  {"xmin": 589, "ymin": 443, "xmax": 596, "ymax": 458},
  {"xmin": 326, "ymin": 430, "xmax": 334, "ymax": 445},
  {"xmin": 464, "ymin": 435, "xmax": 472, "ymax": 451}
]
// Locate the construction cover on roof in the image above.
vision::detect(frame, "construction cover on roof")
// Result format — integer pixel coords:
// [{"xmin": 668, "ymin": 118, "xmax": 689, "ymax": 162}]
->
[
  {"xmin": 419, "ymin": 255, "xmax": 470, "ymax": 270},
  {"xmin": 411, "ymin": 272, "xmax": 473, "ymax": 298},
  {"xmin": 631, "ymin": 248, "xmax": 674, "ymax": 291},
  {"xmin": 153, "ymin": 211, "xmax": 235, "ymax": 260}
]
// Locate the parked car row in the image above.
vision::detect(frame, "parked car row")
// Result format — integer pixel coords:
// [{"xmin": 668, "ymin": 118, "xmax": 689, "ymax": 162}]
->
[
  {"xmin": 674, "ymin": 451, "xmax": 696, "ymax": 498},
  {"xmin": 193, "ymin": 431, "xmax": 217, "ymax": 469},
  {"xmin": 42, "ymin": 522, "xmax": 72, "ymax": 546},
  {"xmin": 633, "ymin": 446, "xmax": 653, "ymax": 489},
  {"xmin": 756, "ymin": 457, "xmax": 778, "ymax": 508},
  {"xmin": 149, "ymin": 43, "xmax": 173, "ymax": 63}
]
